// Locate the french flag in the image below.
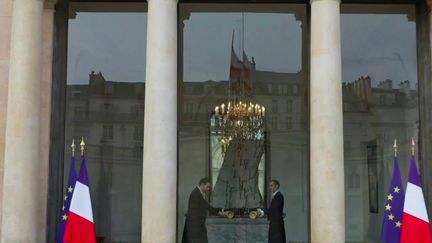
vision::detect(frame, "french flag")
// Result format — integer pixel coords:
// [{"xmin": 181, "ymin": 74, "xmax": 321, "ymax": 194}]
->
[
  {"xmin": 63, "ymin": 156, "xmax": 96, "ymax": 243},
  {"xmin": 400, "ymin": 156, "xmax": 432, "ymax": 243}
]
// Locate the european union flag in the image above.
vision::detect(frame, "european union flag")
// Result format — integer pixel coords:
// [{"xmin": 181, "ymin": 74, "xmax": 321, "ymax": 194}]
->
[
  {"xmin": 57, "ymin": 155, "xmax": 77, "ymax": 243},
  {"xmin": 380, "ymin": 156, "xmax": 405, "ymax": 243}
]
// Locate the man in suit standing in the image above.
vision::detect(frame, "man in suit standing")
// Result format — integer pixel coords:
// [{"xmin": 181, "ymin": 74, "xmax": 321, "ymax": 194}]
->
[
  {"xmin": 183, "ymin": 178, "xmax": 217, "ymax": 243},
  {"xmin": 265, "ymin": 179, "xmax": 286, "ymax": 243}
]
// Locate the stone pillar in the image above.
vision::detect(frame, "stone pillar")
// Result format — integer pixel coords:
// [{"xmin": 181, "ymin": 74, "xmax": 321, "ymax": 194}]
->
[
  {"xmin": 142, "ymin": 0, "xmax": 177, "ymax": 242},
  {"xmin": 1, "ymin": 0, "xmax": 45, "ymax": 242},
  {"xmin": 310, "ymin": 0, "xmax": 345, "ymax": 242}
]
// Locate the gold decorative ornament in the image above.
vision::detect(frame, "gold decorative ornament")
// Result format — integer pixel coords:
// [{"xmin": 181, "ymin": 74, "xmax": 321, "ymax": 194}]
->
[
  {"xmin": 71, "ymin": 139, "xmax": 76, "ymax": 156},
  {"xmin": 224, "ymin": 211, "xmax": 234, "ymax": 219},
  {"xmin": 411, "ymin": 137, "xmax": 415, "ymax": 156},
  {"xmin": 249, "ymin": 211, "xmax": 257, "ymax": 219},
  {"xmin": 80, "ymin": 137, "xmax": 85, "ymax": 155}
]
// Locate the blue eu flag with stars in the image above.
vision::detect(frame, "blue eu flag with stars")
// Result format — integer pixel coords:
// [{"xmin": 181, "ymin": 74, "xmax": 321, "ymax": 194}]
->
[
  {"xmin": 380, "ymin": 156, "xmax": 405, "ymax": 243},
  {"xmin": 57, "ymin": 155, "xmax": 77, "ymax": 243}
]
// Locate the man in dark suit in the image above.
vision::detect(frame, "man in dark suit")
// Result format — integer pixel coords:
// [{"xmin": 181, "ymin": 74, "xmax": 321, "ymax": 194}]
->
[
  {"xmin": 265, "ymin": 179, "xmax": 286, "ymax": 243},
  {"xmin": 183, "ymin": 178, "xmax": 217, "ymax": 243}
]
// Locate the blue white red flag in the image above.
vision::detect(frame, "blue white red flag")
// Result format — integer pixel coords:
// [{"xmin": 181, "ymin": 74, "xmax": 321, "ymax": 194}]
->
[
  {"xmin": 58, "ymin": 155, "xmax": 77, "ymax": 243},
  {"xmin": 400, "ymin": 156, "xmax": 432, "ymax": 243},
  {"xmin": 63, "ymin": 155, "xmax": 96, "ymax": 243}
]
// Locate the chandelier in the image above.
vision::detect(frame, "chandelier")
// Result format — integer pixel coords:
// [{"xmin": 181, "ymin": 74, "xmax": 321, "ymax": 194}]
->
[{"xmin": 214, "ymin": 100, "xmax": 265, "ymax": 146}]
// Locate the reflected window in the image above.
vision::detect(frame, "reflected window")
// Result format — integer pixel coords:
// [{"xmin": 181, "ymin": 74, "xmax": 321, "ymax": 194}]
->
[
  {"xmin": 286, "ymin": 100, "xmax": 293, "ymax": 113},
  {"xmin": 344, "ymin": 141, "xmax": 352, "ymax": 156},
  {"xmin": 185, "ymin": 103, "xmax": 193, "ymax": 113},
  {"xmin": 102, "ymin": 103, "xmax": 114, "ymax": 113},
  {"xmin": 271, "ymin": 116, "xmax": 278, "ymax": 130},
  {"xmin": 272, "ymin": 99, "xmax": 279, "ymax": 113},
  {"xmin": 292, "ymin": 84, "xmax": 298, "ymax": 94},
  {"xmin": 74, "ymin": 106, "xmax": 85, "ymax": 119},
  {"xmin": 285, "ymin": 117, "xmax": 292, "ymax": 130},
  {"xmin": 133, "ymin": 146, "xmax": 143, "ymax": 158},
  {"xmin": 134, "ymin": 125, "xmax": 143, "ymax": 141},
  {"xmin": 380, "ymin": 95, "xmax": 386, "ymax": 105},
  {"xmin": 102, "ymin": 125, "xmax": 114, "ymax": 140},
  {"xmin": 132, "ymin": 104, "xmax": 144, "ymax": 118}
]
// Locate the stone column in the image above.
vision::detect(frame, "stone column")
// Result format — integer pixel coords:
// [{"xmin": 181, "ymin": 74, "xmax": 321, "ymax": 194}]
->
[
  {"xmin": 1, "ymin": 0, "xmax": 45, "ymax": 242},
  {"xmin": 142, "ymin": 0, "xmax": 177, "ymax": 242},
  {"xmin": 310, "ymin": 0, "xmax": 345, "ymax": 242}
]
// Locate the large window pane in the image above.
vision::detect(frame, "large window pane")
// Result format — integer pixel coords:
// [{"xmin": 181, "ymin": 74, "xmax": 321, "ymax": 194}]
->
[
  {"xmin": 178, "ymin": 4, "xmax": 308, "ymax": 243},
  {"xmin": 65, "ymin": 3, "xmax": 147, "ymax": 242},
  {"xmin": 341, "ymin": 5, "xmax": 418, "ymax": 242}
]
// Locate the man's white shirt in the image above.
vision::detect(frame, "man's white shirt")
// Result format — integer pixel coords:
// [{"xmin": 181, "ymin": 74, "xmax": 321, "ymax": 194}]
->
[
  {"xmin": 271, "ymin": 190, "xmax": 279, "ymax": 200},
  {"xmin": 197, "ymin": 186, "xmax": 205, "ymax": 198}
]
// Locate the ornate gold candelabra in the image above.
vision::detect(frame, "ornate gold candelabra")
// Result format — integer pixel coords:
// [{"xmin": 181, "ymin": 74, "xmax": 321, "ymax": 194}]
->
[{"xmin": 214, "ymin": 99, "xmax": 265, "ymax": 150}]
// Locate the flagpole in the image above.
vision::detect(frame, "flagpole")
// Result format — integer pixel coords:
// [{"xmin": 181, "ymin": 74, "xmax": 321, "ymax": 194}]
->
[
  {"xmin": 230, "ymin": 30, "xmax": 234, "ymax": 100},
  {"xmin": 242, "ymin": 12, "xmax": 245, "ymax": 102}
]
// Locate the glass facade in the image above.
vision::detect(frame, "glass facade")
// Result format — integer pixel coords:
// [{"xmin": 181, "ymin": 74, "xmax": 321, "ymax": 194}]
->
[
  {"xmin": 56, "ymin": 2, "xmax": 426, "ymax": 243},
  {"xmin": 64, "ymin": 3, "xmax": 147, "ymax": 242},
  {"xmin": 341, "ymin": 5, "xmax": 418, "ymax": 242},
  {"xmin": 178, "ymin": 4, "xmax": 309, "ymax": 242}
]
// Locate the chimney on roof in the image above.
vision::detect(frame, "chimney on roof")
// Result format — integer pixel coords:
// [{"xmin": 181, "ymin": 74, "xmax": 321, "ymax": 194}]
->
[
  {"xmin": 362, "ymin": 76, "xmax": 372, "ymax": 102},
  {"xmin": 251, "ymin": 56, "xmax": 256, "ymax": 71},
  {"xmin": 89, "ymin": 71, "xmax": 105, "ymax": 86},
  {"xmin": 399, "ymin": 80, "xmax": 411, "ymax": 99},
  {"xmin": 377, "ymin": 79, "xmax": 393, "ymax": 90},
  {"xmin": 351, "ymin": 76, "xmax": 372, "ymax": 102}
]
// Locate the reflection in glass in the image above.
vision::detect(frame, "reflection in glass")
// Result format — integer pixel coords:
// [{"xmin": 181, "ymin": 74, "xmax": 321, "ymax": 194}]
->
[
  {"xmin": 65, "ymin": 3, "xmax": 147, "ymax": 242},
  {"xmin": 210, "ymin": 114, "xmax": 266, "ymax": 209},
  {"xmin": 179, "ymin": 4, "xmax": 308, "ymax": 242},
  {"xmin": 341, "ymin": 5, "xmax": 418, "ymax": 242}
]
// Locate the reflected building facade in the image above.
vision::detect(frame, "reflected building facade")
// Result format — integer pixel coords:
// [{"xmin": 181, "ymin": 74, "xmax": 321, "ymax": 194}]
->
[
  {"xmin": 0, "ymin": 1, "xmax": 431, "ymax": 243},
  {"xmin": 65, "ymin": 63, "xmax": 418, "ymax": 241}
]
